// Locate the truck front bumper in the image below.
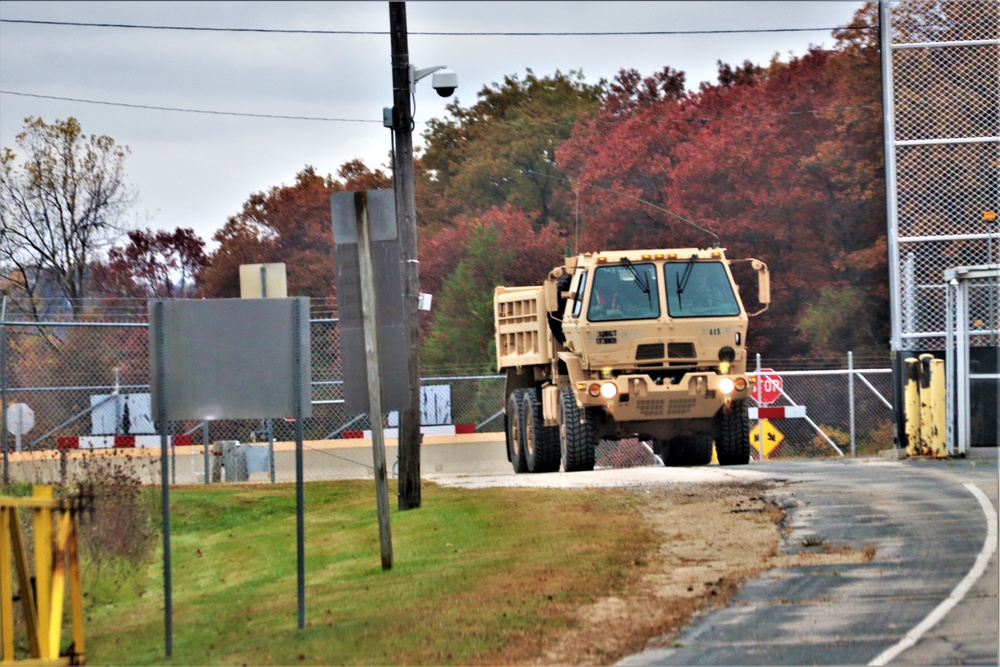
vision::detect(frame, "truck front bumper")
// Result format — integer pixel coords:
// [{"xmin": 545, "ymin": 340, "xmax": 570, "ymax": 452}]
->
[{"xmin": 576, "ymin": 372, "xmax": 751, "ymax": 420}]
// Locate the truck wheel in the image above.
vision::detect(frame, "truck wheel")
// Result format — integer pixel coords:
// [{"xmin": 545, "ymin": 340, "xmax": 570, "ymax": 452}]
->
[
  {"xmin": 663, "ymin": 434, "xmax": 711, "ymax": 466},
  {"xmin": 689, "ymin": 433, "xmax": 715, "ymax": 466},
  {"xmin": 664, "ymin": 436, "xmax": 691, "ymax": 466},
  {"xmin": 506, "ymin": 389, "xmax": 528, "ymax": 473},
  {"xmin": 717, "ymin": 400, "xmax": 751, "ymax": 465},
  {"xmin": 524, "ymin": 389, "xmax": 560, "ymax": 473},
  {"xmin": 559, "ymin": 387, "xmax": 596, "ymax": 472}
]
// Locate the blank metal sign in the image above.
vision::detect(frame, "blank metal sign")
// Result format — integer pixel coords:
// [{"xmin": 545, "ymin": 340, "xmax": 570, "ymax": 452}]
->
[
  {"xmin": 149, "ymin": 298, "xmax": 312, "ymax": 421},
  {"xmin": 330, "ymin": 189, "xmax": 410, "ymax": 415}
]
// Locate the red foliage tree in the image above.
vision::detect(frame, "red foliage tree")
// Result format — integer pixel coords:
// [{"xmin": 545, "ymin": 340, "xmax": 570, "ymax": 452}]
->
[
  {"xmin": 556, "ymin": 48, "xmax": 888, "ymax": 358},
  {"xmin": 90, "ymin": 227, "xmax": 207, "ymax": 299},
  {"xmin": 199, "ymin": 163, "xmax": 391, "ymax": 299},
  {"xmin": 418, "ymin": 206, "xmax": 565, "ymax": 360}
]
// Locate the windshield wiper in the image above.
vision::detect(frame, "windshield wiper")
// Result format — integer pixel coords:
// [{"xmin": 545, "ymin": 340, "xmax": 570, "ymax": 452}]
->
[
  {"xmin": 676, "ymin": 254, "xmax": 698, "ymax": 309},
  {"xmin": 619, "ymin": 257, "xmax": 652, "ymax": 307}
]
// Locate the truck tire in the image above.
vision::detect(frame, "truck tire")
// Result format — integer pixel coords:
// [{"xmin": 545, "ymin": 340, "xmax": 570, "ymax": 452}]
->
[
  {"xmin": 524, "ymin": 389, "xmax": 560, "ymax": 473},
  {"xmin": 663, "ymin": 436, "xmax": 690, "ymax": 466},
  {"xmin": 689, "ymin": 432, "xmax": 715, "ymax": 466},
  {"xmin": 559, "ymin": 386, "xmax": 596, "ymax": 472},
  {"xmin": 506, "ymin": 389, "xmax": 528, "ymax": 473},
  {"xmin": 717, "ymin": 400, "xmax": 751, "ymax": 465},
  {"xmin": 663, "ymin": 434, "xmax": 712, "ymax": 466}
]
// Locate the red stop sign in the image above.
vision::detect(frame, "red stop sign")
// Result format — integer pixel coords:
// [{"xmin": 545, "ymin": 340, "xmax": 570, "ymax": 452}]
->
[{"xmin": 756, "ymin": 369, "xmax": 782, "ymax": 405}]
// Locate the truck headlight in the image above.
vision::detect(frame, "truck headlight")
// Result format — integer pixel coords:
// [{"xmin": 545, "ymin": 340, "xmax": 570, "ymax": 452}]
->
[
  {"xmin": 718, "ymin": 377, "xmax": 736, "ymax": 395},
  {"xmin": 600, "ymin": 382, "xmax": 618, "ymax": 399}
]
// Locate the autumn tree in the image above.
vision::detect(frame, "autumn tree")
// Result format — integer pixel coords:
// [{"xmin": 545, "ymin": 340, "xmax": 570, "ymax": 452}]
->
[
  {"xmin": 90, "ymin": 227, "xmax": 207, "ymax": 299},
  {"xmin": 418, "ymin": 69, "xmax": 604, "ymax": 232},
  {"xmin": 0, "ymin": 116, "xmax": 134, "ymax": 319},
  {"xmin": 198, "ymin": 162, "xmax": 391, "ymax": 298},
  {"xmin": 557, "ymin": 48, "xmax": 889, "ymax": 358},
  {"xmin": 420, "ymin": 207, "xmax": 565, "ymax": 372}
]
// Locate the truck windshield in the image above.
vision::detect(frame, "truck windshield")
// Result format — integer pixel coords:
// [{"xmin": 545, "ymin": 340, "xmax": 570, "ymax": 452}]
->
[
  {"xmin": 588, "ymin": 264, "xmax": 659, "ymax": 322},
  {"xmin": 664, "ymin": 261, "xmax": 741, "ymax": 317}
]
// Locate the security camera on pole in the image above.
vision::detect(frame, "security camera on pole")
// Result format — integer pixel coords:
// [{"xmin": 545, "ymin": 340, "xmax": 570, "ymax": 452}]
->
[{"xmin": 387, "ymin": 1, "xmax": 458, "ymax": 511}]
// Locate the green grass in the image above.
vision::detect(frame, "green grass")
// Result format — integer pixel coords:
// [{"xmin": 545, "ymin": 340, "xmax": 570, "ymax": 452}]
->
[{"xmin": 83, "ymin": 480, "xmax": 657, "ymax": 665}]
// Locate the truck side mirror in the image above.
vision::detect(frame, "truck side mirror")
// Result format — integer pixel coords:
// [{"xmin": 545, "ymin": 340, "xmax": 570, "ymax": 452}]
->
[
  {"xmin": 749, "ymin": 259, "xmax": 770, "ymax": 316},
  {"xmin": 758, "ymin": 268, "xmax": 770, "ymax": 305}
]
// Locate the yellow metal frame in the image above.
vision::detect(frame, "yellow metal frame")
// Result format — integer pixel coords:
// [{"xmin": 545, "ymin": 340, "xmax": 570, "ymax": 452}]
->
[{"xmin": 0, "ymin": 486, "xmax": 85, "ymax": 665}]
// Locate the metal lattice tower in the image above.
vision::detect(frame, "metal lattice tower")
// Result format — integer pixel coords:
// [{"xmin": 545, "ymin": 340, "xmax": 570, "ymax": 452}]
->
[{"xmin": 881, "ymin": 0, "xmax": 1000, "ymax": 353}]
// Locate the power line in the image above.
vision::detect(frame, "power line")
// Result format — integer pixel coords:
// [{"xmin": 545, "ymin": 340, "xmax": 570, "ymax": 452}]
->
[
  {"xmin": 0, "ymin": 89, "xmax": 877, "ymax": 126},
  {"xmin": 0, "ymin": 90, "xmax": 381, "ymax": 123},
  {"xmin": 527, "ymin": 169, "xmax": 720, "ymax": 247},
  {"xmin": 0, "ymin": 18, "xmax": 875, "ymax": 36}
]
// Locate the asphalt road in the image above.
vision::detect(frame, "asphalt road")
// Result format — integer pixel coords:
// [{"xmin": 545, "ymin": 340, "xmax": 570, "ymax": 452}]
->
[{"xmin": 617, "ymin": 454, "xmax": 999, "ymax": 666}]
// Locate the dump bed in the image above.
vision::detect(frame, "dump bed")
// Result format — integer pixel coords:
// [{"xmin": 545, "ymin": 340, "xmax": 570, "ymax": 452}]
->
[{"xmin": 494, "ymin": 285, "xmax": 554, "ymax": 371}]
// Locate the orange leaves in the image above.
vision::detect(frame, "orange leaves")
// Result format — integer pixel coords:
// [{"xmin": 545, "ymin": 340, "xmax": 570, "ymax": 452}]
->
[{"xmin": 556, "ymin": 47, "xmax": 889, "ymax": 357}]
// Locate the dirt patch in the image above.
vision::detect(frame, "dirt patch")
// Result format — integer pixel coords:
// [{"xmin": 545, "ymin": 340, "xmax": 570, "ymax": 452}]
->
[
  {"xmin": 529, "ymin": 480, "xmax": 879, "ymax": 666},
  {"xmin": 531, "ymin": 482, "xmax": 781, "ymax": 665}
]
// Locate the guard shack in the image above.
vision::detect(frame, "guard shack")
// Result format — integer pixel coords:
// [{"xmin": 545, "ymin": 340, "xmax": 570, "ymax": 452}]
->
[{"xmin": 945, "ymin": 265, "xmax": 1000, "ymax": 455}]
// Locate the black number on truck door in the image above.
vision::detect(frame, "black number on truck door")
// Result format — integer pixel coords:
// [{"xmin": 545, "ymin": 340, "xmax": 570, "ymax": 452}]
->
[{"xmin": 596, "ymin": 330, "xmax": 617, "ymax": 344}]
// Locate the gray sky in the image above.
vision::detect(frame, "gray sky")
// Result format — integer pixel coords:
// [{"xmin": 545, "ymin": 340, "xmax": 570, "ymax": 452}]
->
[{"xmin": 0, "ymin": 1, "xmax": 865, "ymax": 251}]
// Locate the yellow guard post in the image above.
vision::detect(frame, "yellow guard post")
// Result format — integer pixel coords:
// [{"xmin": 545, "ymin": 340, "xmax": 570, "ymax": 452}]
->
[{"xmin": 0, "ymin": 485, "xmax": 85, "ymax": 665}]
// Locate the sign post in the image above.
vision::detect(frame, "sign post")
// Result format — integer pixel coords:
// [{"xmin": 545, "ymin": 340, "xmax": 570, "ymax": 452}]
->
[
  {"xmin": 754, "ymin": 357, "xmax": 783, "ymax": 461},
  {"xmin": 353, "ymin": 191, "xmax": 394, "ymax": 571}
]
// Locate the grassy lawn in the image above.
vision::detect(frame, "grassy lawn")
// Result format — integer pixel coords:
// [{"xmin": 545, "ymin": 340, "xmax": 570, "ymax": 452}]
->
[{"xmin": 83, "ymin": 480, "xmax": 658, "ymax": 665}]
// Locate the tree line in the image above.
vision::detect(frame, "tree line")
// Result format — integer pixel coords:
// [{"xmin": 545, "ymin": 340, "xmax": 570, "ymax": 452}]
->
[{"xmin": 4, "ymin": 2, "xmax": 988, "ymax": 372}]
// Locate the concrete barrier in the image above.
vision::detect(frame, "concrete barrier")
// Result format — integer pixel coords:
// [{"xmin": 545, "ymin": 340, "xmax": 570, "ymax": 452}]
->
[{"xmin": 4, "ymin": 433, "xmax": 511, "ymax": 486}]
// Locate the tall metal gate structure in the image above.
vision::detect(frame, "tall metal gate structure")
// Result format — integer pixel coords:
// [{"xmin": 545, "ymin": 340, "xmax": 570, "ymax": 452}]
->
[{"xmin": 881, "ymin": 0, "xmax": 1000, "ymax": 449}]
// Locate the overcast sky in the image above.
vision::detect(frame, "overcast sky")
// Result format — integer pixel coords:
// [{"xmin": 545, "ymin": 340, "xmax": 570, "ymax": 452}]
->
[{"xmin": 0, "ymin": 1, "xmax": 865, "ymax": 251}]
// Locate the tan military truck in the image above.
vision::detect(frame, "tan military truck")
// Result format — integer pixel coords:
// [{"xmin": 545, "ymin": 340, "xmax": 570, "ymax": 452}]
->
[{"xmin": 495, "ymin": 247, "xmax": 770, "ymax": 472}]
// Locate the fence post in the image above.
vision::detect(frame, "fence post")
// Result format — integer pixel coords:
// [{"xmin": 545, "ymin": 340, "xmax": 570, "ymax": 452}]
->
[
  {"xmin": 268, "ymin": 418, "xmax": 275, "ymax": 484},
  {"xmin": 848, "ymin": 351, "xmax": 856, "ymax": 456},
  {"xmin": 202, "ymin": 421, "xmax": 210, "ymax": 485},
  {"xmin": 1, "ymin": 296, "xmax": 8, "ymax": 485},
  {"xmin": 755, "ymin": 352, "xmax": 764, "ymax": 461}
]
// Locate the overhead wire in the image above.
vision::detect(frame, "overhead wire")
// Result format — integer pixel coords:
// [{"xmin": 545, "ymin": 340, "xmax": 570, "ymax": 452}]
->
[
  {"xmin": 0, "ymin": 18, "xmax": 876, "ymax": 35},
  {"xmin": 0, "ymin": 90, "xmax": 878, "ymax": 126},
  {"xmin": 1, "ymin": 16, "xmax": 877, "ymax": 125},
  {"xmin": 0, "ymin": 90, "xmax": 380, "ymax": 123}
]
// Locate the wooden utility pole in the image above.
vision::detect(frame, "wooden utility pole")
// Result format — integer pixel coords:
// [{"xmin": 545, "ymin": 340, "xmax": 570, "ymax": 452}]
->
[{"xmin": 389, "ymin": 1, "xmax": 422, "ymax": 511}]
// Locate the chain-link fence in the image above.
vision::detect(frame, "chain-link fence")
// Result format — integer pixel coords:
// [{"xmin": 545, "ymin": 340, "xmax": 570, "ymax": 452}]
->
[
  {"xmin": 746, "ymin": 359, "xmax": 895, "ymax": 460},
  {"xmin": 2, "ymin": 299, "xmax": 896, "ymax": 484},
  {"xmin": 884, "ymin": 0, "xmax": 1000, "ymax": 351}
]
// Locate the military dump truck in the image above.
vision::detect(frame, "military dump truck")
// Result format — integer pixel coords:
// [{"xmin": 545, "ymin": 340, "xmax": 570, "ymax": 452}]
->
[{"xmin": 494, "ymin": 248, "xmax": 770, "ymax": 473}]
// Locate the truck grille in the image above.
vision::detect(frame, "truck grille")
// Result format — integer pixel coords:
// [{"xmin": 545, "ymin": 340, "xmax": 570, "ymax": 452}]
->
[
  {"xmin": 635, "ymin": 343, "xmax": 664, "ymax": 360},
  {"xmin": 636, "ymin": 399, "xmax": 665, "ymax": 416},
  {"xmin": 636, "ymin": 398, "xmax": 697, "ymax": 417},
  {"xmin": 668, "ymin": 398, "xmax": 698, "ymax": 415},
  {"xmin": 667, "ymin": 343, "xmax": 696, "ymax": 359}
]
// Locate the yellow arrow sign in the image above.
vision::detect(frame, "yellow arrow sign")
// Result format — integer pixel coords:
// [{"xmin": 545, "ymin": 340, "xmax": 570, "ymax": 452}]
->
[{"xmin": 749, "ymin": 419, "xmax": 784, "ymax": 457}]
